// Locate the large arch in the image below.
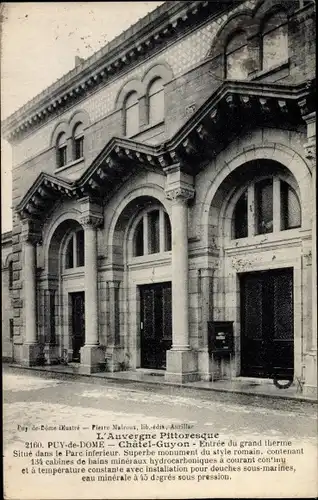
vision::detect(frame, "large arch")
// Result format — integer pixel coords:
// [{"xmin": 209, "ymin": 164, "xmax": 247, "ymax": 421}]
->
[{"xmin": 198, "ymin": 142, "xmax": 312, "ymax": 247}]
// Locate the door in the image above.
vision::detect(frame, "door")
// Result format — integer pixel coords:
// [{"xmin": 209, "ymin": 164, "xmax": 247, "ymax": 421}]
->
[
  {"xmin": 71, "ymin": 292, "xmax": 85, "ymax": 362},
  {"xmin": 139, "ymin": 282, "xmax": 172, "ymax": 369},
  {"xmin": 240, "ymin": 268, "xmax": 294, "ymax": 378}
]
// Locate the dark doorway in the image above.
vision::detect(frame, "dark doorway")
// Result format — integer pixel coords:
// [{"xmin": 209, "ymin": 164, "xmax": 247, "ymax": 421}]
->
[
  {"xmin": 240, "ymin": 268, "xmax": 294, "ymax": 379},
  {"xmin": 71, "ymin": 292, "xmax": 85, "ymax": 362},
  {"xmin": 139, "ymin": 282, "xmax": 172, "ymax": 369}
]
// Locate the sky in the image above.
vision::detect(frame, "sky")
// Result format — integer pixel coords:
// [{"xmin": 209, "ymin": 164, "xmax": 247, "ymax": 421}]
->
[{"xmin": 1, "ymin": 1, "xmax": 164, "ymax": 232}]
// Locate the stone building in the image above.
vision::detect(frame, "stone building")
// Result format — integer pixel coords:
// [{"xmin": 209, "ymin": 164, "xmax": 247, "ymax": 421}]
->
[{"xmin": 2, "ymin": 0, "xmax": 316, "ymax": 397}]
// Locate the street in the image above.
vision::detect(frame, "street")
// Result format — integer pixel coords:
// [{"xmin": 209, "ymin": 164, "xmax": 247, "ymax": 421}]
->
[{"xmin": 3, "ymin": 367, "xmax": 318, "ymax": 499}]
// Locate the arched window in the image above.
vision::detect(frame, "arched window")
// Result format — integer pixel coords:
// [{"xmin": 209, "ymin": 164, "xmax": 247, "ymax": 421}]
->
[
  {"xmin": 148, "ymin": 78, "xmax": 164, "ymax": 125},
  {"xmin": 65, "ymin": 230, "xmax": 85, "ymax": 269},
  {"xmin": 125, "ymin": 92, "xmax": 139, "ymax": 137},
  {"xmin": 133, "ymin": 208, "xmax": 171, "ymax": 257},
  {"xmin": 232, "ymin": 177, "xmax": 301, "ymax": 239},
  {"xmin": 225, "ymin": 31, "xmax": 249, "ymax": 80},
  {"xmin": 56, "ymin": 132, "xmax": 67, "ymax": 168},
  {"xmin": 262, "ymin": 11, "xmax": 288, "ymax": 71},
  {"xmin": 73, "ymin": 122, "xmax": 84, "ymax": 160}
]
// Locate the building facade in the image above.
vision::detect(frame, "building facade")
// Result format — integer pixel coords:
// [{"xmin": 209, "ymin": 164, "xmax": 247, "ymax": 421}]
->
[{"xmin": 2, "ymin": 0, "xmax": 317, "ymax": 396}]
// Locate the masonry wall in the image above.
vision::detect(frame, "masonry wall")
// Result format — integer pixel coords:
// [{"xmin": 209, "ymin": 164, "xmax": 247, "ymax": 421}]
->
[
  {"xmin": 1, "ymin": 234, "xmax": 13, "ymax": 361},
  {"xmin": 6, "ymin": 0, "xmax": 316, "ymax": 361}
]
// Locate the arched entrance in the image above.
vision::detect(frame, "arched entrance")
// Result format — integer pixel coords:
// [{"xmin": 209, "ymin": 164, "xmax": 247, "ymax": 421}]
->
[
  {"xmin": 207, "ymin": 158, "xmax": 305, "ymax": 381},
  {"xmin": 46, "ymin": 218, "xmax": 85, "ymax": 363},
  {"xmin": 109, "ymin": 194, "xmax": 172, "ymax": 371}
]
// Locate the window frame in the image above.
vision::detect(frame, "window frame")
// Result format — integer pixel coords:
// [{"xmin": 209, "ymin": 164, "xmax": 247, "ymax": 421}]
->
[
  {"xmin": 124, "ymin": 91, "xmax": 139, "ymax": 137},
  {"xmin": 231, "ymin": 176, "xmax": 301, "ymax": 240},
  {"xmin": 64, "ymin": 229, "xmax": 85, "ymax": 270},
  {"xmin": 133, "ymin": 207, "xmax": 172, "ymax": 258},
  {"xmin": 73, "ymin": 122, "xmax": 84, "ymax": 161},
  {"xmin": 225, "ymin": 30, "xmax": 249, "ymax": 80},
  {"xmin": 56, "ymin": 132, "xmax": 67, "ymax": 168},
  {"xmin": 261, "ymin": 11, "xmax": 288, "ymax": 71},
  {"xmin": 148, "ymin": 78, "xmax": 165, "ymax": 125}
]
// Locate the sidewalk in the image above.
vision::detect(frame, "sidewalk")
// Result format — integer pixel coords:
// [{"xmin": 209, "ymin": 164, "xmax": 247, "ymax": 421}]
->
[{"xmin": 4, "ymin": 362, "xmax": 317, "ymax": 405}]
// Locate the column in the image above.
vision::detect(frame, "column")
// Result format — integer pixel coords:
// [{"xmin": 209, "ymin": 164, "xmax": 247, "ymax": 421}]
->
[
  {"xmin": 22, "ymin": 220, "xmax": 42, "ymax": 366},
  {"xmin": 302, "ymin": 111, "xmax": 317, "ymax": 397},
  {"xmin": 106, "ymin": 280, "xmax": 123, "ymax": 371},
  {"xmin": 164, "ymin": 167, "xmax": 199, "ymax": 383},
  {"xmin": 79, "ymin": 198, "xmax": 105, "ymax": 374}
]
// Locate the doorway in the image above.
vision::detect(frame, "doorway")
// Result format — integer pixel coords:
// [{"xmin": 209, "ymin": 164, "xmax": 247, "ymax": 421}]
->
[
  {"xmin": 139, "ymin": 282, "xmax": 172, "ymax": 369},
  {"xmin": 240, "ymin": 268, "xmax": 294, "ymax": 378},
  {"xmin": 71, "ymin": 292, "xmax": 85, "ymax": 362}
]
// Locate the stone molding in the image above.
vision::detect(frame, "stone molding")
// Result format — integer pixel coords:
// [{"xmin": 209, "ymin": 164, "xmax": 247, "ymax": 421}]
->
[
  {"xmin": 79, "ymin": 197, "xmax": 104, "ymax": 229},
  {"xmin": 165, "ymin": 186, "xmax": 195, "ymax": 202},
  {"xmin": 21, "ymin": 219, "xmax": 42, "ymax": 244}
]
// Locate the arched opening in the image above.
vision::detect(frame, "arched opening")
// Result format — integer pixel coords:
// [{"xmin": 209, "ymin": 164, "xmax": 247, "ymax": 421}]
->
[
  {"xmin": 148, "ymin": 78, "xmax": 164, "ymax": 125},
  {"xmin": 47, "ymin": 219, "xmax": 85, "ymax": 363},
  {"xmin": 207, "ymin": 159, "xmax": 302, "ymax": 382},
  {"xmin": 110, "ymin": 195, "xmax": 172, "ymax": 371},
  {"xmin": 225, "ymin": 30, "xmax": 249, "ymax": 79},
  {"xmin": 124, "ymin": 91, "xmax": 139, "ymax": 137},
  {"xmin": 261, "ymin": 10, "xmax": 288, "ymax": 71}
]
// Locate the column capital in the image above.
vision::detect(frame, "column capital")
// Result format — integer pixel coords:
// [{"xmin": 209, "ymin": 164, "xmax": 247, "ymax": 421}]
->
[
  {"xmin": 21, "ymin": 219, "xmax": 42, "ymax": 244},
  {"xmin": 107, "ymin": 280, "xmax": 121, "ymax": 289},
  {"xmin": 79, "ymin": 196, "xmax": 104, "ymax": 228},
  {"xmin": 164, "ymin": 167, "xmax": 195, "ymax": 202}
]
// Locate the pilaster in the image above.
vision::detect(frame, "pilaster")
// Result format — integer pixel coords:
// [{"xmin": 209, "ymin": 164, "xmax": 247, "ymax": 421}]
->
[{"xmin": 21, "ymin": 219, "xmax": 43, "ymax": 366}]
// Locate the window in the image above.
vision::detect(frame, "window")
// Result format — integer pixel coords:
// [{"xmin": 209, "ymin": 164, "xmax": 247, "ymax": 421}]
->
[
  {"xmin": 233, "ymin": 190, "xmax": 248, "ymax": 239},
  {"xmin": 232, "ymin": 177, "xmax": 301, "ymax": 239},
  {"xmin": 73, "ymin": 122, "xmax": 84, "ymax": 160},
  {"xmin": 57, "ymin": 132, "xmax": 67, "ymax": 168},
  {"xmin": 148, "ymin": 79, "xmax": 164, "ymax": 124},
  {"xmin": 9, "ymin": 261, "xmax": 13, "ymax": 289},
  {"xmin": 256, "ymin": 178, "xmax": 273, "ymax": 234},
  {"xmin": 225, "ymin": 31, "xmax": 249, "ymax": 80},
  {"xmin": 65, "ymin": 230, "xmax": 85, "ymax": 269},
  {"xmin": 133, "ymin": 208, "xmax": 171, "ymax": 257},
  {"xmin": 281, "ymin": 181, "xmax": 301, "ymax": 230},
  {"xmin": 262, "ymin": 11, "xmax": 288, "ymax": 71},
  {"xmin": 125, "ymin": 92, "xmax": 139, "ymax": 137}
]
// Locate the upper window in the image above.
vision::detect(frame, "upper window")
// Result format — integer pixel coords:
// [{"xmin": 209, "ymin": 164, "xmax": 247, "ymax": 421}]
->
[
  {"xmin": 73, "ymin": 122, "xmax": 84, "ymax": 160},
  {"xmin": 232, "ymin": 177, "xmax": 301, "ymax": 239},
  {"xmin": 65, "ymin": 230, "xmax": 85, "ymax": 269},
  {"xmin": 262, "ymin": 11, "xmax": 288, "ymax": 71},
  {"xmin": 148, "ymin": 78, "xmax": 164, "ymax": 125},
  {"xmin": 225, "ymin": 31, "xmax": 249, "ymax": 80},
  {"xmin": 134, "ymin": 208, "xmax": 171, "ymax": 257},
  {"xmin": 56, "ymin": 132, "xmax": 67, "ymax": 168},
  {"xmin": 125, "ymin": 92, "xmax": 139, "ymax": 137}
]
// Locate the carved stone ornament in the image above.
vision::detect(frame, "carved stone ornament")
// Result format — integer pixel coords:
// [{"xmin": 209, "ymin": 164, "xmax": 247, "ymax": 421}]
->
[
  {"xmin": 165, "ymin": 186, "xmax": 195, "ymax": 202},
  {"xmin": 80, "ymin": 214, "xmax": 104, "ymax": 229}
]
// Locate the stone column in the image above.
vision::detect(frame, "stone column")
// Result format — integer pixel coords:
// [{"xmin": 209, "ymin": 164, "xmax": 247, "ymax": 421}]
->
[
  {"xmin": 106, "ymin": 280, "xmax": 123, "ymax": 371},
  {"xmin": 302, "ymin": 111, "xmax": 317, "ymax": 397},
  {"xmin": 21, "ymin": 220, "xmax": 42, "ymax": 366},
  {"xmin": 79, "ymin": 198, "xmax": 105, "ymax": 374},
  {"xmin": 164, "ymin": 167, "xmax": 198, "ymax": 383}
]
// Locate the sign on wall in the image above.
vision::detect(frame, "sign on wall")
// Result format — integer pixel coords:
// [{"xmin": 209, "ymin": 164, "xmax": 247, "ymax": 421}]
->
[{"xmin": 208, "ymin": 321, "xmax": 234, "ymax": 354}]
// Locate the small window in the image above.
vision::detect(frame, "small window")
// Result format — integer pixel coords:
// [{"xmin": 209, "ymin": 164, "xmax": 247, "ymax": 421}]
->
[
  {"xmin": 225, "ymin": 31, "xmax": 249, "ymax": 80},
  {"xmin": 262, "ymin": 11, "xmax": 288, "ymax": 71},
  {"xmin": 148, "ymin": 79, "xmax": 164, "ymax": 125},
  {"xmin": 233, "ymin": 190, "xmax": 248, "ymax": 239},
  {"xmin": 9, "ymin": 261, "xmax": 13, "ymax": 289},
  {"xmin": 164, "ymin": 212, "xmax": 172, "ymax": 251},
  {"xmin": 148, "ymin": 210, "xmax": 160, "ymax": 254},
  {"xmin": 135, "ymin": 219, "xmax": 144, "ymax": 257},
  {"xmin": 125, "ymin": 92, "xmax": 139, "ymax": 137},
  {"xmin": 281, "ymin": 181, "xmax": 301, "ymax": 230},
  {"xmin": 57, "ymin": 132, "xmax": 67, "ymax": 168},
  {"xmin": 73, "ymin": 122, "xmax": 84, "ymax": 160},
  {"xmin": 9, "ymin": 318, "xmax": 14, "ymax": 340},
  {"xmin": 256, "ymin": 179, "xmax": 273, "ymax": 234},
  {"xmin": 133, "ymin": 208, "xmax": 171, "ymax": 257},
  {"xmin": 65, "ymin": 230, "xmax": 85, "ymax": 269}
]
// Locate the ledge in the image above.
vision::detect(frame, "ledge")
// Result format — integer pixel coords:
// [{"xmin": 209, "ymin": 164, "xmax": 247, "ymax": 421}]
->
[
  {"xmin": 250, "ymin": 59, "xmax": 290, "ymax": 82},
  {"xmin": 55, "ymin": 157, "xmax": 85, "ymax": 174}
]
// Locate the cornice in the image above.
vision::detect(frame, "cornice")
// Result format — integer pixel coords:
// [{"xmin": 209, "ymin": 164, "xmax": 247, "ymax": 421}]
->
[
  {"xmin": 2, "ymin": 0, "xmax": 244, "ymax": 142},
  {"xmin": 15, "ymin": 78, "xmax": 315, "ymax": 223}
]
